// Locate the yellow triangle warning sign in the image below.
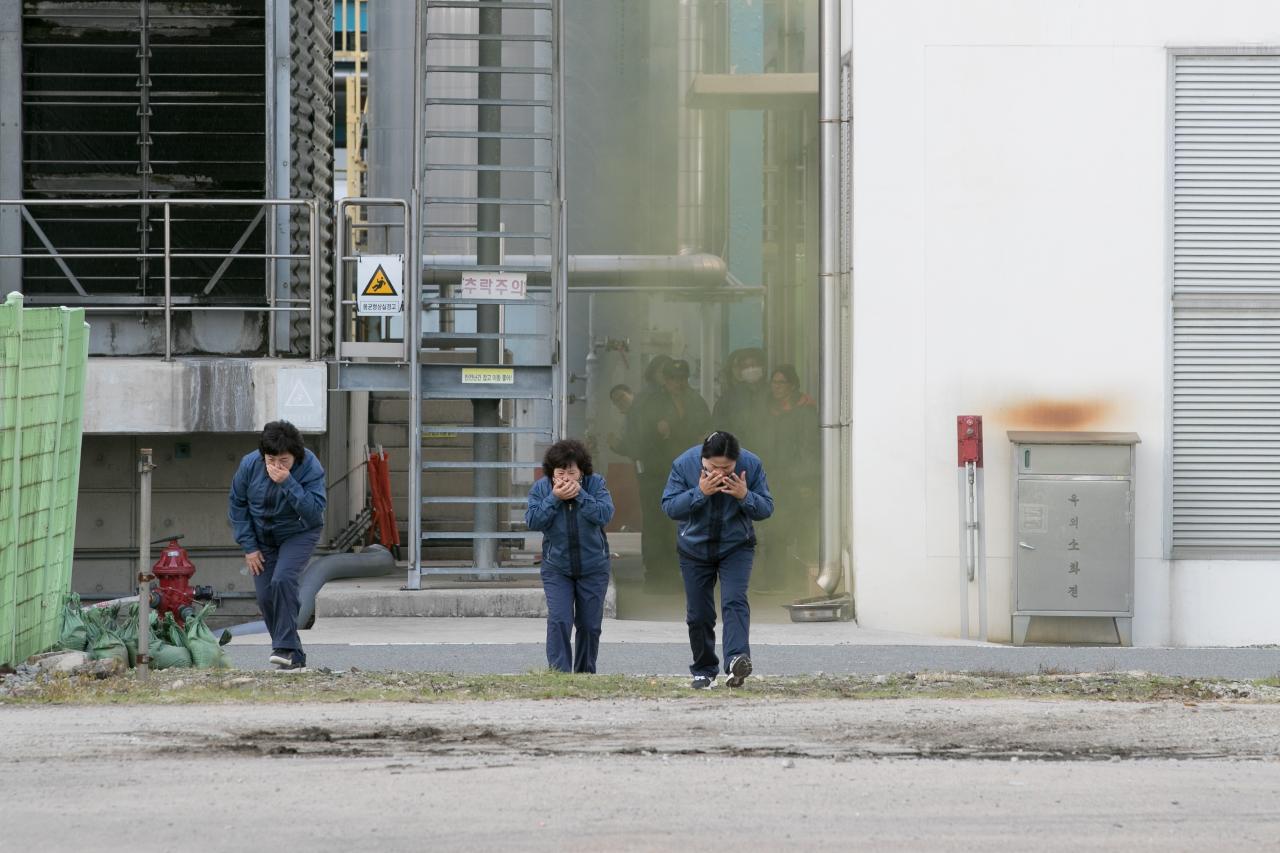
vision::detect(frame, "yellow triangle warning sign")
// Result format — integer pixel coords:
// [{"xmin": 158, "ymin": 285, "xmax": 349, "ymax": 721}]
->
[{"xmin": 362, "ymin": 264, "xmax": 397, "ymax": 296}]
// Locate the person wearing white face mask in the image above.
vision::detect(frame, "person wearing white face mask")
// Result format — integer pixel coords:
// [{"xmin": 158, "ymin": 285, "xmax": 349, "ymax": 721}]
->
[{"xmin": 712, "ymin": 348, "xmax": 770, "ymax": 451}]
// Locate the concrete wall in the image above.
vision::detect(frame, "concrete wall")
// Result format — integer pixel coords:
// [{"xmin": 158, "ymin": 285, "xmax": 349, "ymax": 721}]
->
[
  {"xmin": 83, "ymin": 359, "xmax": 326, "ymax": 434},
  {"xmin": 850, "ymin": 0, "xmax": 1280, "ymax": 646}
]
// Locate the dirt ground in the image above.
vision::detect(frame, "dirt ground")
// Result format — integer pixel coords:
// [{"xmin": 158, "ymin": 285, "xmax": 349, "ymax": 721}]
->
[{"xmin": 3, "ymin": 692, "xmax": 1280, "ymax": 851}]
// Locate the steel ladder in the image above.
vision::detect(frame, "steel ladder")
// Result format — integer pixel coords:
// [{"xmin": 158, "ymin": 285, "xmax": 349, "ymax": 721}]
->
[{"xmin": 406, "ymin": 0, "xmax": 567, "ymax": 588}]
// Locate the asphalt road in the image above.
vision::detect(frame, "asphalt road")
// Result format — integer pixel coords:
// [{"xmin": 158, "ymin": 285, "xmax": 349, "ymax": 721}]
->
[
  {"xmin": 4, "ymin": 700, "xmax": 1279, "ymax": 852},
  {"xmin": 224, "ymin": 641, "xmax": 1280, "ymax": 679}
]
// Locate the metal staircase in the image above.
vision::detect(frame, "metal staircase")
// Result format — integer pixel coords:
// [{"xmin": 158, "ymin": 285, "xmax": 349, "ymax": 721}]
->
[
  {"xmin": 335, "ymin": 0, "xmax": 565, "ymax": 589},
  {"xmin": 408, "ymin": 0, "xmax": 566, "ymax": 587}
]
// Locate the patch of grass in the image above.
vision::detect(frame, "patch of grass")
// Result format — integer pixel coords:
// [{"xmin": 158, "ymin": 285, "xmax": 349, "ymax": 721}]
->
[{"xmin": 3, "ymin": 668, "xmax": 1279, "ymax": 706}]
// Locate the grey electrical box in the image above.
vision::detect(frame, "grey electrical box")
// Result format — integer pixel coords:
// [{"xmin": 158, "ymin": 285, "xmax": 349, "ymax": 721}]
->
[{"xmin": 1008, "ymin": 431, "xmax": 1140, "ymax": 646}]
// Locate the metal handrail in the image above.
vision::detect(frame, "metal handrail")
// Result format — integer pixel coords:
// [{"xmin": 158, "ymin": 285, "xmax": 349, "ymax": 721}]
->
[
  {"xmin": 0, "ymin": 197, "xmax": 322, "ymax": 361},
  {"xmin": 335, "ymin": 197, "xmax": 411, "ymax": 361}
]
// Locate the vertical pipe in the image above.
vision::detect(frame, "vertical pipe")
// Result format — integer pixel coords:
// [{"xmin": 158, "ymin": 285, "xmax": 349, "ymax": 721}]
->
[
  {"xmin": 264, "ymin": 0, "xmax": 276, "ymax": 353},
  {"xmin": 0, "ymin": 0, "xmax": 22, "ymax": 288},
  {"xmin": 266, "ymin": 0, "xmax": 291, "ymax": 358},
  {"xmin": 553, "ymin": 0, "xmax": 568, "ymax": 438},
  {"xmin": 699, "ymin": 306, "xmax": 716, "ymax": 403},
  {"xmin": 309, "ymin": 200, "xmax": 321, "ymax": 359},
  {"xmin": 676, "ymin": 0, "xmax": 704, "ymax": 256},
  {"xmin": 679, "ymin": 1, "xmax": 713, "ymax": 403},
  {"xmin": 814, "ymin": 0, "xmax": 843, "ymax": 595},
  {"xmin": 976, "ymin": 468, "xmax": 988, "ymax": 640},
  {"xmin": 406, "ymin": 4, "xmax": 425, "ymax": 590},
  {"xmin": 137, "ymin": 0, "xmax": 152, "ymax": 298},
  {"xmin": 162, "ymin": 203, "xmax": 172, "ymax": 361},
  {"xmin": 136, "ymin": 449, "xmax": 154, "ymax": 680},
  {"xmin": 584, "ymin": 293, "xmax": 598, "ymax": 441},
  {"xmin": 335, "ymin": 200, "xmax": 346, "ymax": 359},
  {"xmin": 472, "ymin": 4, "xmax": 503, "ymax": 570},
  {"xmin": 957, "ymin": 462, "xmax": 971, "ymax": 638}
]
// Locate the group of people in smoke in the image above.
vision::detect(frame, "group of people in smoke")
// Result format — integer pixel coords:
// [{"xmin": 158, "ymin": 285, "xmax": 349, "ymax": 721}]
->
[
  {"xmin": 604, "ymin": 349, "xmax": 819, "ymax": 592},
  {"xmin": 528, "ymin": 351, "xmax": 818, "ymax": 687}
]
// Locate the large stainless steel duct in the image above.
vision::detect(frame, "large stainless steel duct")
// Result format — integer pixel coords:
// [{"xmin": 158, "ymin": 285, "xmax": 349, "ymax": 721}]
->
[
  {"xmin": 367, "ymin": 0, "xmax": 416, "ymax": 239},
  {"xmin": 677, "ymin": 0, "xmax": 724, "ymax": 404},
  {"xmin": 815, "ymin": 0, "xmax": 847, "ymax": 596},
  {"xmin": 677, "ymin": 0, "xmax": 705, "ymax": 257},
  {"xmin": 422, "ymin": 253, "xmax": 727, "ymax": 289}
]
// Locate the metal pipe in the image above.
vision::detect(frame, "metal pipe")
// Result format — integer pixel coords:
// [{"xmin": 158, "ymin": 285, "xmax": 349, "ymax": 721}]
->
[
  {"xmin": 267, "ymin": 0, "xmax": 291, "ymax": 361},
  {"xmin": 309, "ymin": 199, "xmax": 321, "ymax": 359},
  {"xmin": 224, "ymin": 545, "xmax": 395, "ymax": 637},
  {"xmin": 553, "ymin": 0, "xmax": 568, "ymax": 437},
  {"xmin": 136, "ymin": 449, "xmax": 155, "ymax": 679},
  {"xmin": 136, "ymin": 0, "xmax": 152, "ymax": 298},
  {"xmin": 406, "ymin": 3, "xmax": 425, "ymax": 591},
  {"xmin": 676, "ymin": 0, "xmax": 705, "ymax": 256},
  {"xmin": 815, "ymin": 0, "xmax": 844, "ymax": 596},
  {"xmin": 422, "ymin": 252, "xmax": 728, "ymax": 287},
  {"xmin": 162, "ymin": 203, "xmax": 171, "ymax": 361},
  {"xmin": 0, "ymin": 0, "xmax": 22, "ymax": 288},
  {"xmin": 336, "ymin": 199, "xmax": 347, "ymax": 359},
  {"xmin": 472, "ymin": 3, "xmax": 504, "ymax": 572},
  {"xmin": 0, "ymin": 198, "xmax": 312, "ymax": 208}
]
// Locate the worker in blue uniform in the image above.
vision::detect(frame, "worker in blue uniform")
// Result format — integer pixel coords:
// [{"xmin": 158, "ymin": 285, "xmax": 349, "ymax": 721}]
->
[
  {"xmin": 662, "ymin": 430, "xmax": 774, "ymax": 689},
  {"xmin": 228, "ymin": 420, "xmax": 327, "ymax": 670},
  {"xmin": 526, "ymin": 439, "xmax": 615, "ymax": 673}
]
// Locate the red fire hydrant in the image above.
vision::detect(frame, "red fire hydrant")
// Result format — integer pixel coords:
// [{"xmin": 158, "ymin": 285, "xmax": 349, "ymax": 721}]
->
[{"xmin": 149, "ymin": 536, "xmax": 213, "ymax": 625}]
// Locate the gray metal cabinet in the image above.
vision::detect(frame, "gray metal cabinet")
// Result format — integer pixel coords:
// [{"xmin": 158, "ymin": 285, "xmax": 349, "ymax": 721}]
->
[{"xmin": 1008, "ymin": 432, "xmax": 1140, "ymax": 646}]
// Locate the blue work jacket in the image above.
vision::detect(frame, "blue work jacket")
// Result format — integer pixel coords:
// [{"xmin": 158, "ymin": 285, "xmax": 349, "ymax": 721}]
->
[
  {"xmin": 661, "ymin": 445, "xmax": 774, "ymax": 561},
  {"xmin": 525, "ymin": 474, "xmax": 614, "ymax": 577},
  {"xmin": 228, "ymin": 449, "xmax": 327, "ymax": 552}
]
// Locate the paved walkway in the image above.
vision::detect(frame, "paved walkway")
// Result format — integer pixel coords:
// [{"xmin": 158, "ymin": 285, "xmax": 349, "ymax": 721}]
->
[{"xmin": 225, "ymin": 617, "xmax": 1280, "ymax": 679}]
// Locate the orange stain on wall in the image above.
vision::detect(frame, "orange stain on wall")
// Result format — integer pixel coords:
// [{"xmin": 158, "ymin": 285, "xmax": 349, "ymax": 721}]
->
[{"xmin": 997, "ymin": 398, "xmax": 1114, "ymax": 431}]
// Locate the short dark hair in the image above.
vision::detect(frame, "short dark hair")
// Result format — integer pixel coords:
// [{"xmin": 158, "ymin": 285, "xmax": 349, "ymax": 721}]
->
[
  {"xmin": 609, "ymin": 383, "xmax": 632, "ymax": 398},
  {"xmin": 772, "ymin": 364, "xmax": 801, "ymax": 387},
  {"xmin": 260, "ymin": 420, "xmax": 305, "ymax": 459},
  {"xmin": 542, "ymin": 439, "xmax": 594, "ymax": 480},
  {"xmin": 662, "ymin": 359, "xmax": 691, "ymax": 382},
  {"xmin": 644, "ymin": 354, "xmax": 673, "ymax": 384},
  {"xmin": 701, "ymin": 430, "xmax": 740, "ymax": 460}
]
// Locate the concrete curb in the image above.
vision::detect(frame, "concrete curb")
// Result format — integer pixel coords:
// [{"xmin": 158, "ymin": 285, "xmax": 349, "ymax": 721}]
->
[{"xmin": 316, "ymin": 581, "xmax": 618, "ymax": 619}]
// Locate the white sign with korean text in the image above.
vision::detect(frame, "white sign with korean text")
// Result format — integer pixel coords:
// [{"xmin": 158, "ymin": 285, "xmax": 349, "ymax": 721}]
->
[
  {"xmin": 356, "ymin": 254, "xmax": 404, "ymax": 316},
  {"xmin": 459, "ymin": 272, "xmax": 527, "ymax": 300}
]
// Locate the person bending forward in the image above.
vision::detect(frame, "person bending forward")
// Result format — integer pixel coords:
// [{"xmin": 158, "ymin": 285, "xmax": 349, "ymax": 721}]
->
[
  {"xmin": 661, "ymin": 430, "xmax": 774, "ymax": 689},
  {"xmin": 228, "ymin": 420, "xmax": 327, "ymax": 671}
]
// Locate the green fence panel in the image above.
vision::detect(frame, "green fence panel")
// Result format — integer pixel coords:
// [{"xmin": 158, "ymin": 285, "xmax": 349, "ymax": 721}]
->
[{"xmin": 0, "ymin": 292, "xmax": 89, "ymax": 666}]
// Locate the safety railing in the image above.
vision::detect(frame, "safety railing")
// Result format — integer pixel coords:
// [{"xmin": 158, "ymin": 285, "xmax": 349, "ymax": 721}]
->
[
  {"xmin": 335, "ymin": 197, "xmax": 411, "ymax": 361},
  {"xmin": 0, "ymin": 198, "xmax": 322, "ymax": 360}
]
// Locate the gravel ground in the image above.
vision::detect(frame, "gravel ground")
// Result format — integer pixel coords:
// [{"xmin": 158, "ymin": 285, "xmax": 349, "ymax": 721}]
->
[{"xmin": 3, "ymin": 697, "xmax": 1280, "ymax": 851}]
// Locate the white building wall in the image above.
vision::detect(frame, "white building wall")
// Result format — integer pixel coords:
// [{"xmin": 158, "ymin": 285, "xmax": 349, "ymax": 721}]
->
[{"xmin": 850, "ymin": 0, "xmax": 1280, "ymax": 645}]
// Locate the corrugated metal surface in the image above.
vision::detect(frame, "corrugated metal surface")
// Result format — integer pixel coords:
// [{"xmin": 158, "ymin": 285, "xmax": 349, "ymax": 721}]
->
[
  {"xmin": 1172, "ymin": 53, "xmax": 1280, "ymax": 556},
  {"xmin": 0, "ymin": 292, "xmax": 90, "ymax": 666}
]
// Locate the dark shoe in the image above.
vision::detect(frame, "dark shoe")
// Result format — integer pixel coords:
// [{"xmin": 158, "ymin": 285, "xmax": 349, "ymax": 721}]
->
[
  {"xmin": 725, "ymin": 655, "xmax": 752, "ymax": 688},
  {"xmin": 271, "ymin": 650, "xmax": 306, "ymax": 671},
  {"xmin": 690, "ymin": 674, "xmax": 717, "ymax": 690},
  {"xmin": 268, "ymin": 649, "xmax": 290, "ymax": 667}
]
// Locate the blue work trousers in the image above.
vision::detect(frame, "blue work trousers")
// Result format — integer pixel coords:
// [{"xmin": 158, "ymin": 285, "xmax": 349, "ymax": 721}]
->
[
  {"xmin": 252, "ymin": 527, "xmax": 322, "ymax": 653},
  {"xmin": 679, "ymin": 547, "xmax": 754, "ymax": 678},
  {"xmin": 541, "ymin": 568, "xmax": 611, "ymax": 673}
]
